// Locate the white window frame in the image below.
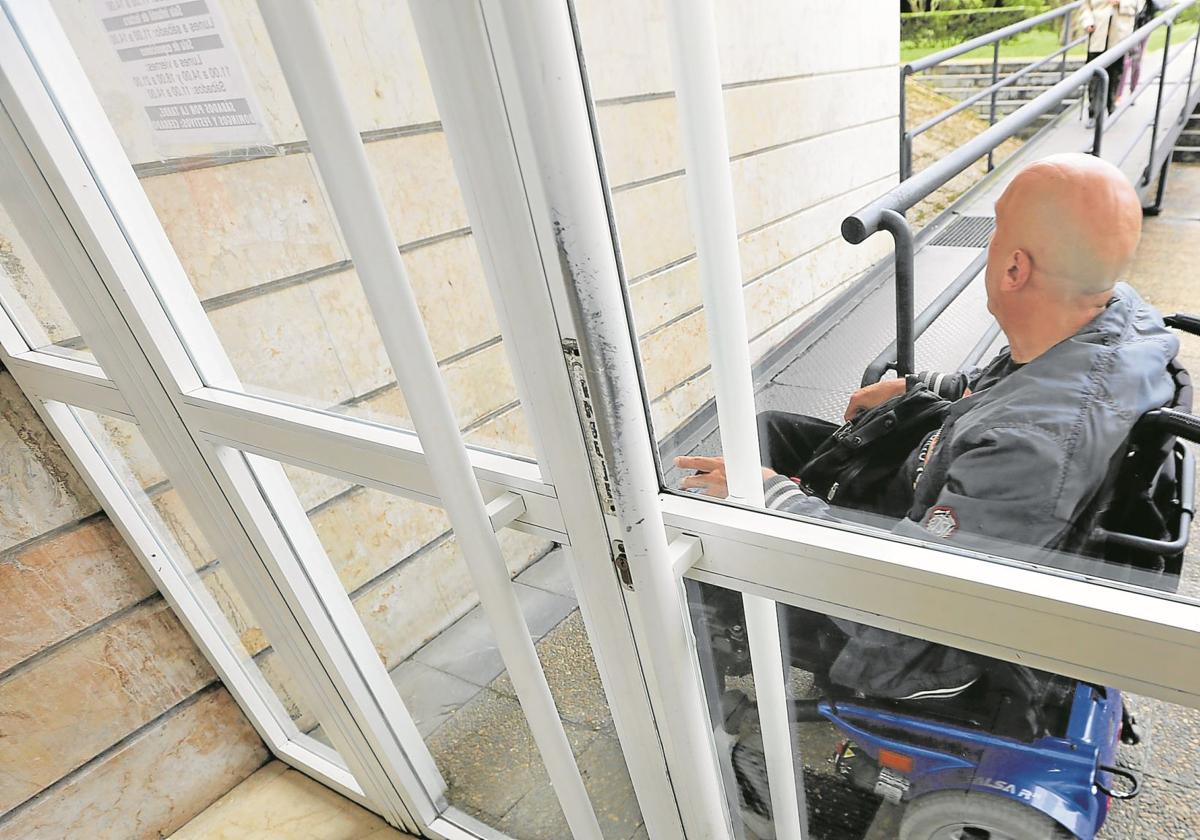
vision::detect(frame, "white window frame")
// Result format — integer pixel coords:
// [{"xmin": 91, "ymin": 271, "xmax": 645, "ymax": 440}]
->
[{"xmin": 2, "ymin": 1, "xmax": 1200, "ymax": 839}]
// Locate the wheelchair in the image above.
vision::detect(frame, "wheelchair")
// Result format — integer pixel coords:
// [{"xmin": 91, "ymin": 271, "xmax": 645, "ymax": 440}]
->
[{"xmin": 688, "ymin": 314, "xmax": 1200, "ymax": 840}]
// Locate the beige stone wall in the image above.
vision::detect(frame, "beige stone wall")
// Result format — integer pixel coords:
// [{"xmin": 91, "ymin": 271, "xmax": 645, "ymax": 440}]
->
[{"xmin": 0, "ymin": 371, "xmax": 268, "ymax": 840}]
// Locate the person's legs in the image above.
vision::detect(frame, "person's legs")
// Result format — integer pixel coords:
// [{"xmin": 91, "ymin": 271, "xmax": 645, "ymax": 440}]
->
[
  {"xmin": 756, "ymin": 410, "xmax": 839, "ymax": 476},
  {"xmin": 1107, "ymin": 55, "xmax": 1125, "ymax": 113},
  {"xmin": 1130, "ymin": 41, "xmax": 1146, "ymax": 91},
  {"xmin": 1087, "ymin": 50, "xmax": 1104, "ymax": 121},
  {"xmin": 1118, "ymin": 51, "xmax": 1134, "ymax": 99}
]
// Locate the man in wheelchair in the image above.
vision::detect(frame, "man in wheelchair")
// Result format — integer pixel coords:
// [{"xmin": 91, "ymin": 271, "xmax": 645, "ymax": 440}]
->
[
  {"xmin": 677, "ymin": 154, "xmax": 1197, "ymax": 838},
  {"xmin": 679, "ymin": 152, "xmax": 1182, "ymax": 703}
]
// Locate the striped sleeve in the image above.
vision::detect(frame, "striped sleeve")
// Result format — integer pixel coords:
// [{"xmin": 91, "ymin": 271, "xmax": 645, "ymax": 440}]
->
[
  {"xmin": 763, "ymin": 475, "xmax": 835, "ymax": 519},
  {"xmin": 764, "ymin": 475, "xmax": 807, "ymax": 509}
]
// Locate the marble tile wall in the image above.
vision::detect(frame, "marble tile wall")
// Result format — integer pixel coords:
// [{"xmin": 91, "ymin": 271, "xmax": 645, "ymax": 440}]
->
[
  {"xmin": 0, "ymin": 374, "xmax": 267, "ymax": 836},
  {"xmin": 0, "ymin": 688, "xmax": 267, "ymax": 840}
]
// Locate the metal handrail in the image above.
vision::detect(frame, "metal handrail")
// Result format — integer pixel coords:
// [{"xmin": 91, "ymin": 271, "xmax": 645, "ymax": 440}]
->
[
  {"xmin": 861, "ymin": 251, "xmax": 987, "ymax": 386},
  {"xmin": 906, "ymin": 2, "xmax": 1084, "ymax": 73},
  {"xmin": 845, "ymin": 1, "xmax": 1200, "ymax": 383},
  {"xmin": 900, "ymin": 1, "xmax": 1085, "ymax": 180},
  {"xmin": 907, "ymin": 36, "xmax": 1087, "ymax": 138}
]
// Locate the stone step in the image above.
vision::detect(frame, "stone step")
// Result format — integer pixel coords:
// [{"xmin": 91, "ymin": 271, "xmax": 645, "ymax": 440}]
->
[
  {"xmin": 958, "ymin": 98, "xmax": 1078, "ymax": 117},
  {"xmin": 925, "ymin": 70, "xmax": 1081, "ymax": 88},
  {"xmin": 933, "ymin": 84, "xmax": 1081, "ymax": 102},
  {"xmin": 923, "ymin": 60, "xmax": 1085, "ymax": 76},
  {"xmin": 1174, "ymin": 145, "xmax": 1200, "ymax": 163}
]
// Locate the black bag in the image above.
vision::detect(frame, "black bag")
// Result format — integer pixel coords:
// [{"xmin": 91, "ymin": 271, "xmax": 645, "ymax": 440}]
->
[{"xmin": 796, "ymin": 384, "xmax": 951, "ymax": 517}]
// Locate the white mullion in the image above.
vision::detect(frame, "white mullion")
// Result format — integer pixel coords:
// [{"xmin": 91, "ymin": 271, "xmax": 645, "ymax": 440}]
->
[
  {"xmin": 661, "ymin": 3, "xmax": 805, "ymax": 835},
  {"xmin": 4, "ymin": 350, "xmax": 130, "ymax": 418},
  {"xmin": 254, "ymin": 4, "xmax": 604, "ymax": 838},
  {"xmin": 0, "ymin": 5, "xmax": 431, "ymax": 830},
  {"xmin": 665, "ymin": 494, "xmax": 1200, "ymax": 703},
  {"xmin": 206, "ymin": 444, "xmax": 446, "ymax": 819},
  {"xmin": 176, "ymin": 387, "xmax": 567, "ymax": 540},
  {"xmin": 28, "ymin": 397, "xmax": 367, "ymax": 805},
  {"xmin": 408, "ymin": 3, "xmax": 689, "ymax": 838}
]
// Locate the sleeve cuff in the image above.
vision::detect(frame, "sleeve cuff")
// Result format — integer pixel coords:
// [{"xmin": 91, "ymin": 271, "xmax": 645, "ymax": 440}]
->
[{"xmin": 764, "ymin": 474, "xmax": 807, "ymax": 510}]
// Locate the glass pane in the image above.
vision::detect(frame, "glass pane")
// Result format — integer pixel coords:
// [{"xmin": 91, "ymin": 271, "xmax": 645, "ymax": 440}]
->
[
  {"xmin": 646, "ymin": 13, "xmax": 1200, "ymax": 606},
  {"xmin": 72, "ymin": 407, "xmax": 342, "ymax": 762},
  {"xmin": 688, "ymin": 578, "xmax": 1200, "ymax": 839},
  {"xmin": 0, "ymin": 136, "xmax": 93, "ymax": 361},
  {"xmin": 572, "ymin": 1, "xmax": 898, "ymax": 451},
  {"xmin": 49, "ymin": 0, "xmax": 535, "ymax": 460},
  {"xmin": 270, "ymin": 459, "xmax": 645, "ymax": 839}
]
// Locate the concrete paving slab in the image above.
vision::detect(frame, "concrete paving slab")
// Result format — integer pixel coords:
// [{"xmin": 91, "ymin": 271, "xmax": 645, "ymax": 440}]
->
[
  {"xmin": 496, "ymin": 734, "xmax": 643, "ymax": 840},
  {"xmin": 424, "ymin": 687, "xmax": 597, "ymax": 829},
  {"xmin": 412, "ymin": 583, "xmax": 576, "ymax": 687},
  {"xmin": 491, "ymin": 610, "xmax": 615, "ymax": 732},
  {"xmin": 515, "ymin": 548, "xmax": 577, "ymax": 599},
  {"xmin": 389, "ymin": 659, "xmax": 483, "ymax": 739}
]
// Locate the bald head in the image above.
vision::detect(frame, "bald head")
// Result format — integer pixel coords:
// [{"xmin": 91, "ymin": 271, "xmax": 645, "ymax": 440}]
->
[
  {"xmin": 992, "ymin": 153, "xmax": 1142, "ymax": 296},
  {"xmin": 984, "ymin": 153, "xmax": 1143, "ymax": 362}
]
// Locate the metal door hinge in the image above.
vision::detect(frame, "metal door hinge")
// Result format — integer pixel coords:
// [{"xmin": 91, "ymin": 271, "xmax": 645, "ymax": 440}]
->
[
  {"xmin": 611, "ymin": 539, "xmax": 634, "ymax": 590},
  {"xmin": 563, "ymin": 339, "xmax": 616, "ymax": 513}
]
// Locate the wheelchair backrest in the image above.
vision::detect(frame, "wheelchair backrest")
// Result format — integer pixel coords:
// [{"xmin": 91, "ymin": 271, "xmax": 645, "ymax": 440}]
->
[{"xmin": 1084, "ymin": 357, "xmax": 1195, "ymax": 587}]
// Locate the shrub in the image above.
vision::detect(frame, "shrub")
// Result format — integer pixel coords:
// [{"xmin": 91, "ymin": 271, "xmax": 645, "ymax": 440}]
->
[{"xmin": 901, "ymin": 6, "xmax": 1050, "ymax": 47}]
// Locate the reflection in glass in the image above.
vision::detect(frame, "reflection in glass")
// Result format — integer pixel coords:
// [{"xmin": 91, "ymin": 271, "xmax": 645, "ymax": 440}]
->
[
  {"xmin": 49, "ymin": 0, "xmax": 534, "ymax": 459},
  {"xmin": 676, "ymin": 301, "xmax": 1199, "ymax": 604},
  {"xmin": 688, "ymin": 579, "xmax": 1200, "ymax": 839},
  {"xmin": 0, "ymin": 161, "xmax": 93, "ymax": 361},
  {"xmin": 72, "ymin": 408, "xmax": 341, "ymax": 763},
  {"xmin": 273, "ymin": 461, "xmax": 645, "ymax": 839}
]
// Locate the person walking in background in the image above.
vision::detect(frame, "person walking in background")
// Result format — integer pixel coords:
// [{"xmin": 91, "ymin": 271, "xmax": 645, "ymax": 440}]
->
[
  {"xmin": 1080, "ymin": 0, "xmax": 1142, "ymax": 127},
  {"xmin": 1117, "ymin": 0, "xmax": 1157, "ymax": 103}
]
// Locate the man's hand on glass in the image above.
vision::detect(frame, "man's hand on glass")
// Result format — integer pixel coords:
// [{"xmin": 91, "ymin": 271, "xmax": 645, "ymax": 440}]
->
[
  {"xmin": 674, "ymin": 455, "xmax": 777, "ymax": 498},
  {"xmin": 843, "ymin": 377, "xmax": 906, "ymax": 421}
]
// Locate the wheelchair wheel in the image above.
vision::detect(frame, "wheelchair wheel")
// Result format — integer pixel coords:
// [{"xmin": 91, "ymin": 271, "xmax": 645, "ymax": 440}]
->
[{"xmin": 899, "ymin": 791, "xmax": 1073, "ymax": 840}]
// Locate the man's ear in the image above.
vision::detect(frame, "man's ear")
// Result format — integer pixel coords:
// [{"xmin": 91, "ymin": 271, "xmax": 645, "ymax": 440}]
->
[{"xmin": 1004, "ymin": 249, "xmax": 1033, "ymax": 291}]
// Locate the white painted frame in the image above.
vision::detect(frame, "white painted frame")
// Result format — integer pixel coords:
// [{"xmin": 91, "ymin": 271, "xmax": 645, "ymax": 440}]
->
[
  {"xmin": 0, "ymin": 2, "xmax": 694, "ymax": 838},
  {"xmin": 1, "ymin": 2, "xmax": 1200, "ymax": 840}
]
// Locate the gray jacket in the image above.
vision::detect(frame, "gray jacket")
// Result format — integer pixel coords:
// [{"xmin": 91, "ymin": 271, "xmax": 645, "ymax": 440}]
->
[{"xmin": 763, "ymin": 283, "xmax": 1179, "ymax": 698}]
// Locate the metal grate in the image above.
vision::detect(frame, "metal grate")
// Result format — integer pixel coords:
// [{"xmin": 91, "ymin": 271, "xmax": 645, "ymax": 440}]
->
[{"xmin": 928, "ymin": 215, "xmax": 996, "ymax": 248}]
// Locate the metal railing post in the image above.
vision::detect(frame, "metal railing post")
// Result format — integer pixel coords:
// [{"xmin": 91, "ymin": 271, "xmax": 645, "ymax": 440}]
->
[
  {"xmin": 900, "ymin": 66, "xmax": 911, "ymax": 180},
  {"xmin": 1145, "ymin": 19, "xmax": 1174, "ymax": 185},
  {"xmin": 1091, "ymin": 67, "xmax": 1109, "ymax": 155},
  {"xmin": 1145, "ymin": 157, "xmax": 1172, "ymax": 215},
  {"xmin": 875, "ymin": 210, "xmax": 917, "ymax": 384},
  {"xmin": 1182, "ymin": 26, "xmax": 1200, "ymax": 124},
  {"xmin": 987, "ymin": 39, "xmax": 1001, "ymax": 171},
  {"xmin": 1060, "ymin": 8, "xmax": 1073, "ymax": 82}
]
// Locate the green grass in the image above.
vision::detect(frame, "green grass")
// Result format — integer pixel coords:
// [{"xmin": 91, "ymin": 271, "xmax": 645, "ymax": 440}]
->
[{"xmin": 901, "ymin": 19, "xmax": 1199, "ymax": 63}]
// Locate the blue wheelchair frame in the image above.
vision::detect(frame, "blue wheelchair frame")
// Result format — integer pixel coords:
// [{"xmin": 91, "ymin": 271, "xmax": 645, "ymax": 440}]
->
[{"xmin": 825, "ymin": 682, "xmax": 1128, "ymax": 839}]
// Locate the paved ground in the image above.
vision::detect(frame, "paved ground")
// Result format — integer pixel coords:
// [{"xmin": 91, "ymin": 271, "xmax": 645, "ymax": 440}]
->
[{"xmin": 377, "ymin": 548, "xmax": 647, "ymax": 840}]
